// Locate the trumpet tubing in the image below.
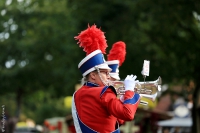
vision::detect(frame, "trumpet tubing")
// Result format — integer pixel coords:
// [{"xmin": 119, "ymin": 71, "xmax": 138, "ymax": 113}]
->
[
  {"xmin": 140, "ymin": 93, "xmax": 157, "ymax": 101},
  {"xmin": 113, "ymin": 76, "xmax": 162, "ymax": 105}
]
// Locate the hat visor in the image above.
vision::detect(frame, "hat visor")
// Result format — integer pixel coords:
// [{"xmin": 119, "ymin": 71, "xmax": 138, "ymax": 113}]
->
[
  {"xmin": 82, "ymin": 63, "xmax": 111, "ymax": 77},
  {"xmin": 109, "ymin": 73, "xmax": 120, "ymax": 80},
  {"xmin": 97, "ymin": 63, "xmax": 112, "ymax": 71}
]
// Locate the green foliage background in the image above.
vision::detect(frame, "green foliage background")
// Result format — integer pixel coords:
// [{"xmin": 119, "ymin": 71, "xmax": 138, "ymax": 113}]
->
[{"xmin": 0, "ymin": 0, "xmax": 200, "ymax": 128}]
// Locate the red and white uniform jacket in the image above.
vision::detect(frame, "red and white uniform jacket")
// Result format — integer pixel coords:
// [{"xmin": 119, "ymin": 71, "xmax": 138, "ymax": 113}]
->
[{"xmin": 72, "ymin": 82, "xmax": 140, "ymax": 133}]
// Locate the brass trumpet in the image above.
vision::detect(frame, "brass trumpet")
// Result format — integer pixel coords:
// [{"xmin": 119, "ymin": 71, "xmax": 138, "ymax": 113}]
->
[{"xmin": 112, "ymin": 76, "xmax": 162, "ymax": 105}]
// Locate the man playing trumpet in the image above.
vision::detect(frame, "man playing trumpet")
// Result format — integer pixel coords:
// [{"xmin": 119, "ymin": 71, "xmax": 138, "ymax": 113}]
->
[{"xmin": 71, "ymin": 24, "xmax": 141, "ymax": 133}]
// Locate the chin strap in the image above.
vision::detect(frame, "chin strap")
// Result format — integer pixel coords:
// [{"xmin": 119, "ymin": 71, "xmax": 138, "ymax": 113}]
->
[
  {"xmin": 95, "ymin": 66, "xmax": 110, "ymax": 86},
  {"xmin": 81, "ymin": 77, "xmax": 86, "ymax": 85}
]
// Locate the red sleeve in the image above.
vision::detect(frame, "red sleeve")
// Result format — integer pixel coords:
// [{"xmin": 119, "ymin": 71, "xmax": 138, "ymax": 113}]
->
[
  {"xmin": 117, "ymin": 118, "xmax": 125, "ymax": 126},
  {"xmin": 100, "ymin": 88, "xmax": 140, "ymax": 121}
]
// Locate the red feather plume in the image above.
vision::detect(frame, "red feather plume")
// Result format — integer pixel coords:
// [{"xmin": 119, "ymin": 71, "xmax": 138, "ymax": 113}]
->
[
  {"xmin": 107, "ymin": 41, "xmax": 126, "ymax": 66},
  {"xmin": 74, "ymin": 24, "xmax": 107, "ymax": 55}
]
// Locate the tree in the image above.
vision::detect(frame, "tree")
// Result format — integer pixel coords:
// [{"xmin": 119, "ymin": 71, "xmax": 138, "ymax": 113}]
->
[
  {"xmin": 0, "ymin": 0, "xmax": 82, "ymax": 118},
  {"xmin": 70, "ymin": 0, "xmax": 200, "ymax": 82}
]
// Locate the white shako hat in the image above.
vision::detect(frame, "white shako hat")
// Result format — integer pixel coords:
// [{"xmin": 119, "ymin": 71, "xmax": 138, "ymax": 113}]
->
[
  {"xmin": 106, "ymin": 60, "xmax": 120, "ymax": 80},
  {"xmin": 106, "ymin": 41, "xmax": 126, "ymax": 80}
]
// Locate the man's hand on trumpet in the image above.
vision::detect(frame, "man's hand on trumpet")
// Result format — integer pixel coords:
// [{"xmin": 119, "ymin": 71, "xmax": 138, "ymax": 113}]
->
[
  {"xmin": 119, "ymin": 74, "xmax": 139, "ymax": 102},
  {"xmin": 117, "ymin": 75, "xmax": 139, "ymax": 95},
  {"xmin": 124, "ymin": 75, "xmax": 139, "ymax": 91}
]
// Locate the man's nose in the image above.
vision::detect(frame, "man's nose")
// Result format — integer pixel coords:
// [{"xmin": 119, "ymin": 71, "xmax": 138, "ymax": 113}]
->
[{"xmin": 107, "ymin": 74, "xmax": 111, "ymax": 79}]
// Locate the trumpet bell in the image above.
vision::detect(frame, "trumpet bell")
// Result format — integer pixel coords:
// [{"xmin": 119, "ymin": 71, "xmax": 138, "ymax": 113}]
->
[
  {"xmin": 136, "ymin": 76, "xmax": 162, "ymax": 95},
  {"xmin": 112, "ymin": 76, "xmax": 162, "ymax": 106}
]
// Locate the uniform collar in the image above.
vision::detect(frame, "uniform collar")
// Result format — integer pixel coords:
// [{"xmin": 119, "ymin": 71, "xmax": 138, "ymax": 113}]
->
[{"xmin": 84, "ymin": 81, "xmax": 99, "ymax": 87}]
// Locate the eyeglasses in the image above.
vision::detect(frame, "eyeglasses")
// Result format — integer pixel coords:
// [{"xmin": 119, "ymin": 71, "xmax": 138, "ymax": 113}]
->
[{"xmin": 99, "ymin": 70, "xmax": 110, "ymax": 76}]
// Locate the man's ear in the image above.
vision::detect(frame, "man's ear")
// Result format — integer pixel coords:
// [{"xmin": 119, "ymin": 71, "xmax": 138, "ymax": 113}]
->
[{"xmin": 90, "ymin": 71, "xmax": 96, "ymax": 80}]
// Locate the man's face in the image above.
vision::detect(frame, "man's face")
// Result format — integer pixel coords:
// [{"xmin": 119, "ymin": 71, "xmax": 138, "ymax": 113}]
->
[
  {"xmin": 110, "ymin": 77, "xmax": 117, "ymax": 81},
  {"xmin": 90, "ymin": 69, "xmax": 111, "ymax": 86}
]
